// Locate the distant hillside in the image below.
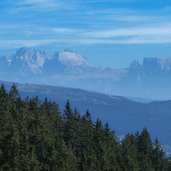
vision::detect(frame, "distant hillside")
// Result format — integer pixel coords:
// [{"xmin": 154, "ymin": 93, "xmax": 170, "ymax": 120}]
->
[{"xmin": 1, "ymin": 81, "xmax": 171, "ymax": 150}]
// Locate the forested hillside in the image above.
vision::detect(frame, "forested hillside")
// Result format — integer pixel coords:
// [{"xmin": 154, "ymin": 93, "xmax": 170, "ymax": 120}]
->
[
  {"xmin": 0, "ymin": 84, "xmax": 171, "ymax": 171},
  {"xmin": 2, "ymin": 81, "xmax": 171, "ymax": 148}
]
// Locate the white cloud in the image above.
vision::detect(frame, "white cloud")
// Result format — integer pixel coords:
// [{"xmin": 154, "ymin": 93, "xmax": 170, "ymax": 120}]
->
[
  {"xmin": 0, "ymin": 39, "xmax": 57, "ymax": 48},
  {"xmin": 1, "ymin": 22, "xmax": 171, "ymax": 47},
  {"xmin": 1, "ymin": 33, "xmax": 171, "ymax": 49},
  {"xmin": 52, "ymin": 28, "xmax": 79, "ymax": 34},
  {"xmin": 83, "ymin": 23, "xmax": 171, "ymax": 38},
  {"xmin": 86, "ymin": 0, "xmax": 136, "ymax": 3},
  {"xmin": 16, "ymin": 0, "xmax": 75, "ymax": 11},
  {"xmin": 84, "ymin": 8, "xmax": 170, "ymax": 26},
  {"xmin": 21, "ymin": 0, "xmax": 60, "ymax": 7}
]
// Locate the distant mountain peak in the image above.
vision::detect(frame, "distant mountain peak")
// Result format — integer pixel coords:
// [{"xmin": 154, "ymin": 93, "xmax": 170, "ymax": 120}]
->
[
  {"xmin": 58, "ymin": 50, "xmax": 92, "ymax": 68},
  {"xmin": 130, "ymin": 60, "xmax": 140, "ymax": 69},
  {"xmin": 11, "ymin": 47, "xmax": 50, "ymax": 73},
  {"xmin": 142, "ymin": 57, "xmax": 171, "ymax": 72},
  {"xmin": 15, "ymin": 46, "xmax": 49, "ymax": 60}
]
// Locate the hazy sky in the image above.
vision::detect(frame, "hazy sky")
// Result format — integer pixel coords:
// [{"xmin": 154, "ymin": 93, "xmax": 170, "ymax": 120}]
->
[{"xmin": 1, "ymin": 0, "xmax": 171, "ymax": 68}]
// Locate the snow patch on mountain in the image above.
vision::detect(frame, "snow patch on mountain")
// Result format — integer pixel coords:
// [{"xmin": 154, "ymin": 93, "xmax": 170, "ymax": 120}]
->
[
  {"xmin": 6, "ymin": 56, "xmax": 12, "ymax": 64},
  {"xmin": 58, "ymin": 50, "xmax": 92, "ymax": 68}
]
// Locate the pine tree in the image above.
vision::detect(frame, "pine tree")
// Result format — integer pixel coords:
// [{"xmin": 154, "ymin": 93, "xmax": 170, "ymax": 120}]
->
[
  {"xmin": 121, "ymin": 134, "xmax": 139, "ymax": 171},
  {"xmin": 79, "ymin": 111, "xmax": 96, "ymax": 171},
  {"xmin": 152, "ymin": 138, "xmax": 165, "ymax": 171},
  {"xmin": 9, "ymin": 84, "xmax": 20, "ymax": 102},
  {"xmin": 137, "ymin": 128, "xmax": 154, "ymax": 171},
  {"xmin": 63, "ymin": 100, "xmax": 72, "ymax": 120}
]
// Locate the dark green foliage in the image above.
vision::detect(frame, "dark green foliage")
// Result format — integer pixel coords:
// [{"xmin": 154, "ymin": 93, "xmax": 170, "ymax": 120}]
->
[{"xmin": 0, "ymin": 85, "xmax": 171, "ymax": 171}]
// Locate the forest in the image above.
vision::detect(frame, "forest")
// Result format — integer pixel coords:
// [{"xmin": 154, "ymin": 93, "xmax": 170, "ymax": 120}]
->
[{"xmin": 0, "ymin": 84, "xmax": 171, "ymax": 171}]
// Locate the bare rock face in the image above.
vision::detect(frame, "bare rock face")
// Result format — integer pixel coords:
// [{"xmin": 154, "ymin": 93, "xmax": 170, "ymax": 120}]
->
[{"xmin": 11, "ymin": 47, "xmax": 50, "ymax": 73}]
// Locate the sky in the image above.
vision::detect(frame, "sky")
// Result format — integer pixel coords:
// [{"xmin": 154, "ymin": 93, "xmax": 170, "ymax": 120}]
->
[{"xmin": 1, "ymin": 0, "xmax": 171, "ymax": 68}]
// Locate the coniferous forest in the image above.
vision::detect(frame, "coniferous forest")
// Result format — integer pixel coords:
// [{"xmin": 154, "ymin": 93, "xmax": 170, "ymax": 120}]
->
[{"xmin": 0, "ymin": 84, "xmax": 171, "ymax": 171}]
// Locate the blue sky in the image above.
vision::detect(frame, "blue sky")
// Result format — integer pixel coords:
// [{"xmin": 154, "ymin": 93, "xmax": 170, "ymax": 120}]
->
[{"xmin": 1, "ymin": 0, "xmax": 171, "ymax": 68}]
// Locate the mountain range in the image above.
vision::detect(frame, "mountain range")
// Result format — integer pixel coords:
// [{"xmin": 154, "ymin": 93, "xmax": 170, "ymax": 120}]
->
[
  {"xmin": 1, "ymin": 47, "xmax": 171, "ymax": 152},
  {"xmin": 1, "ymin": 47, "xmax": 171, "ymax": 100}
]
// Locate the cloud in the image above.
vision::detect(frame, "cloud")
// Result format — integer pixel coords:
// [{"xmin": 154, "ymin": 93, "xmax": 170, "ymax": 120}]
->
[
  {"xmin": 86, "ymin": 0, "xmax": 136, "ymax": 3},
  {"xmin": 84, "ymin": 7, "xmax": 170, "ymax": 25},
  {"xmin": 0, "ymin": 39, "xmax": 57, "ymax": 48},
  {"xmin": 1, "ymin": 23, "xmax": 171, "ymax": 49},
  {"xmin": 1, "ymin": 22, "xmax": 171, "ymax": 47},
  {"xmin": 16, "ymin": 0, "xmax": 76, "ymax": 11},
  {"xmin": 1, "ymin": 32, "xmax": 171, "ymax": 50},
  {"xmin": 1, "ymin": 1, "xmax": 171, "ymax": 48},
  {"xmin": 52, "ymin": 28, "xmax": 80, "ymax": 34},
  {"xmin": 83, "ymin": 23, "xmax": 171, "ymax": 38}
]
